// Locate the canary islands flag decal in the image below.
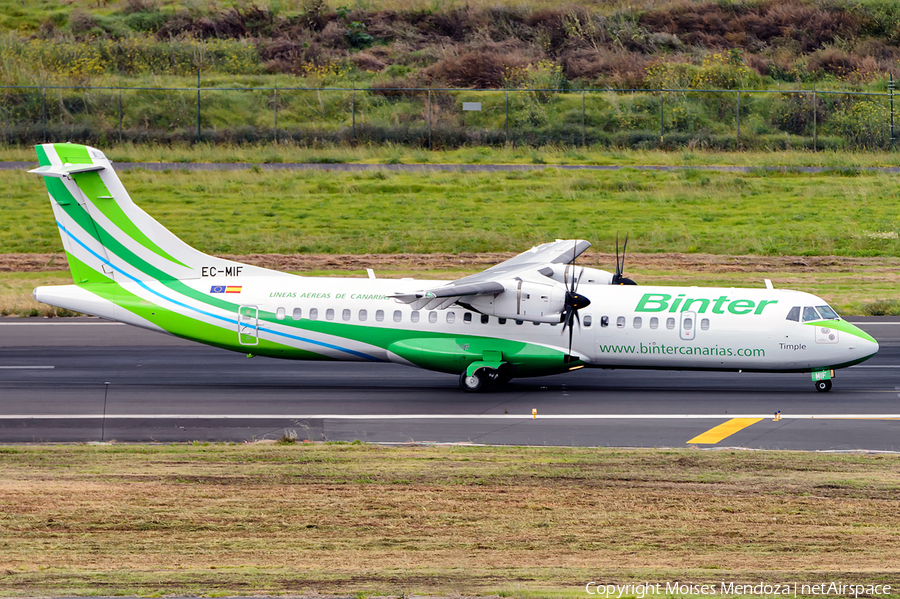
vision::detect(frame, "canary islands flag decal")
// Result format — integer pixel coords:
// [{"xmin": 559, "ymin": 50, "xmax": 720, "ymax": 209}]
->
[{"xmin": 210, "ymin": 285, "xmax": 242, "ymax": 294}]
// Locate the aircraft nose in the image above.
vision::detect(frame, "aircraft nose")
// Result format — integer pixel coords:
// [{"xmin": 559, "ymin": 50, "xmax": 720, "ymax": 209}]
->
[{"xmin": 846, "ymin": 322, "xmax": 878, "ymax": 362}]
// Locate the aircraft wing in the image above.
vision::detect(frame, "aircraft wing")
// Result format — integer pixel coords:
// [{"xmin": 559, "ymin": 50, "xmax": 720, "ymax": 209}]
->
[{"xmin": 391, "ymin": 239, "xmax": 590, "ymax": 310}]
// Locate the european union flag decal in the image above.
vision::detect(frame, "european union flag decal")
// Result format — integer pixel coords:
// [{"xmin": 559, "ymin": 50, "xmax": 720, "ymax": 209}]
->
[{"xmin": 210, "ymin": 285, "xmax": 226, "ymax": 293}]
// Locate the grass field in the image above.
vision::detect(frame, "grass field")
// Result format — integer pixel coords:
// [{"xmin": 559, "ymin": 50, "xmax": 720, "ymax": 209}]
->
[
  {"xmin": 6, "ymin": 143, "xmax": 900, "ymax": 167},
  {"xmin": 7, "ymin": 165, "xmax": 900, "ymax": 256},
  {"xmin": 6, "ymin": 254, "xmax": 900, "ymax": 317},
  {"xmin": 6, "ymin": 155, "xmax": 900, "ymax": 316},
  {"xmin": 0, "ymin": 444, "xmax": 898, "ymax": 597}
]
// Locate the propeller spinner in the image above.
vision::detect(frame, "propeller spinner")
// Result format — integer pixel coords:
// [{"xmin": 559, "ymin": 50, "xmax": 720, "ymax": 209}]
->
[{"xmin": 561, "ymin": 242, "xmax": 591, "ymax": 357}]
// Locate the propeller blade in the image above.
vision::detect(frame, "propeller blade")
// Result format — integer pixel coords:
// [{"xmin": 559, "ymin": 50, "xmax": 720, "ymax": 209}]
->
[
  {"xmin": 568, "ymin": 314, "xmax": 574, "ymax": 354},
  {"xmin": 612, "ymin": 231, "xmax": 636, "ymax": 285},
  {"xmin": 615, "ymin": 232, "xmax": 621, "ymax": 277},
  {"xmin": 561, "ymin": 240, "xmax": 592, "ymax": 355},
  {"xmin": 570, "ymin": 241, "xmax": 578, "ymax": 293}
]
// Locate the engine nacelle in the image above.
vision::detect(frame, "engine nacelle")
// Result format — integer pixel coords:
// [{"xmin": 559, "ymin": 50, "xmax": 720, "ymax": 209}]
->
[
  {"xmin": 463, "ymin": 280, "xmax": 566, "ymax": 323},
  {"xmin": 538, "ymin": 264, "xmax": 614, "ymax": 286}
]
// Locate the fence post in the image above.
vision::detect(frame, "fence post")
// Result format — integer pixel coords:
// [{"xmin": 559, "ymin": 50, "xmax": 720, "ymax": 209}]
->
[
  {"xmin": 659, "ymin": 89, "xmax": 664, "ymax": 139},
  {"xmin": 273, "ymin": 87, "xmax": 278, "ymax": 143},
  {"xmin": 890, "ymin": 74, "xmax": 895, "ymax": 149},
  {"xmin": 352, "ymin": 88, "xmax": 356, "ymax": 144},
  {"xmin": 582, "ymin": 89, "xmax": 586, "ymax": 147},
  {"xmin": 505, "ymin": 90, "xmax": 509, "ymax": 141},
  {"xmin": 736, "ymin": 90, "xmax": 740, "ymax": 149},
  {"xmin": 813, "ymin": 88, "xmax": 817, "ymax": 152},
  {"xmin": 41, "ymin": 87, "xmax": 46, "ymax": 143},
  {"xmin": 427, "ymin": 89, "xmax": 432, "ymax": 150},
  {"xmin": 196, "ymin": 68, "xmax": 201, "ymax": 144},
  {"xmin": 118, "ymin": 85, "xmax": 123, "ymax": 143}
]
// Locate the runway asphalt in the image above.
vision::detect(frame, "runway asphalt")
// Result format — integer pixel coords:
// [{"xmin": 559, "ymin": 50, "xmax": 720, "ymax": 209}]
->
[{"xmin": 1, "ymin": 317, "xmax": 898, "ymax": 449}]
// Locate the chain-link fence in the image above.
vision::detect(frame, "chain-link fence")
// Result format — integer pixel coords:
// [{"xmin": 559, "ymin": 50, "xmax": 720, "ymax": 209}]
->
[{"xmin": 1, "ymin": 83, "xmax": 896, "ymax": 150}]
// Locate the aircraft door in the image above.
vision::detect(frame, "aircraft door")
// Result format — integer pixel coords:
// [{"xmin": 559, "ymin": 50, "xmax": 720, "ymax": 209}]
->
[
  {"xmin": 238, "ymin": 305, "xmax": 259, "ymax": 346},
  {"xmin": 680, "ymin": 311, "xmax": 696, "ymax": 341}
]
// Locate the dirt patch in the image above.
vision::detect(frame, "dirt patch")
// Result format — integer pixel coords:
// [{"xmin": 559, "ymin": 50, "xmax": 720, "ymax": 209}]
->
[{"xmin": 6, "ymin": 253, "xmax": 899, "ymax": 275}]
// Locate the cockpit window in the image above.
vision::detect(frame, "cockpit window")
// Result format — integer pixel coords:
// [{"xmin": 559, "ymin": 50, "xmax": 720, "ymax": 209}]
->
[
  {"xmin": 816, "ymin": 305, "xmax": 840, "ymax": 320},
  {"xmin": 802, "ymin": 306, "xmax": 821, "ymax": 322},
  {"xmin": 786, "ymin": 306, "xmax": 800, "ymax": 322}
]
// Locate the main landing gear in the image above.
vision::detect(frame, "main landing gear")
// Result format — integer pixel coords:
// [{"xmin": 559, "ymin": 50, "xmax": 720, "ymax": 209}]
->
[
  {"xmin": 815, "ymin": 379, "xmax": 832, "ymax": 393},
  {"xmin": 459, "ymin": 368, "xmax": 509, "ymax": 392}
]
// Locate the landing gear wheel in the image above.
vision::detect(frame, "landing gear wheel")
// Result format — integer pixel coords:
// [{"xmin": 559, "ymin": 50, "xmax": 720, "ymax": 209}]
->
[
  {"xmin": 815, "ymin": 379, "xmax": 832, "ymax": 393},
  {"xmin": 460, "ymin": 368, "xmax": 493, "ymax": 393}
]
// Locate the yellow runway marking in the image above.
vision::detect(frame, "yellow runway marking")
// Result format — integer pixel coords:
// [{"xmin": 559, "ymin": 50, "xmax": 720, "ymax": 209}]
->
[{"xmin": 687, "ymin": 418, "xmax": 764, "ymax": 444}]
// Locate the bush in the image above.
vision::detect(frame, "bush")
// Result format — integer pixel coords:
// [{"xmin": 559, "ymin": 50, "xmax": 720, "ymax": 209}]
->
[
  {"xmin": 830, "ymin": 98, "xmax": 891, "ymax": 149},
  {"xmin": 768, "ymin": 92, "xmax": 824, "ymax": 135},
  {"xmin": 861, "ymin": 299, "xmax": 900, "ymax": 316},
  {"xmin": 424, "ymin": 43, "xmax": 531, "ymax": 89}
]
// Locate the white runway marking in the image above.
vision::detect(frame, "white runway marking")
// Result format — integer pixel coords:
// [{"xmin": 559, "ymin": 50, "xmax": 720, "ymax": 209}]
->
[
  {"xmin": 0, "ymin": 413, "xmax": 898, "ymax": 420},
  {"xmin": 0, "ymin": 366, "xmax": 55, "ymax": 369}
]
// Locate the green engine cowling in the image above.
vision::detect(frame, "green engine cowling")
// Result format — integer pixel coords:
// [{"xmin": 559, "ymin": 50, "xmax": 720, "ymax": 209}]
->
[{"xmin": 387, "ymin": 336, "xmax": 578, "ymax": 377}]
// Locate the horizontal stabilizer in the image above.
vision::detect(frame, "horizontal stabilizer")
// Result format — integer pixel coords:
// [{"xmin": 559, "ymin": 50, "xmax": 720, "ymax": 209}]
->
[{"xmin": 29, "ymin": 164, "xmax": 105, "ymax": 178}]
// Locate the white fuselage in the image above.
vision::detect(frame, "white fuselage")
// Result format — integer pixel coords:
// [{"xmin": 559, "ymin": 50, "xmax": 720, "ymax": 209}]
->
[{"xmin": 55, "ymin": 274, "xmax": 873, "ymax": 373}]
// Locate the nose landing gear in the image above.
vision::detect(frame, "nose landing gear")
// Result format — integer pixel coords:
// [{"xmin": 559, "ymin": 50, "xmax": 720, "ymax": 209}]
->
[{"xmin": 815, "ymin": 379, "xmax": 832, "ymax": 392}]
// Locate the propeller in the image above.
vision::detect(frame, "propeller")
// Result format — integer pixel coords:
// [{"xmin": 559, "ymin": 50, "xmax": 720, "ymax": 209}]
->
[
  {"xmin": 561, "ymin": 242, "xmax": 591, "ymax": 358},
  {"xmin": 611, "ymin": 232, "xmax": 637, "ymax": 285}
]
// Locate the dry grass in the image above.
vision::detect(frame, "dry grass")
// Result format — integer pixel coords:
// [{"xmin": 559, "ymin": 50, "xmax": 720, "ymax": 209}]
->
[
  {"xmin": 0, "ymin": 445, "xmax": 899, "ymax": 596},
  {"xmin": 0, "ymin": 270, "xmax": 73, "ymax": 316},
  {"xmin": 4, "ymin": 252, "xmax": 900, "ymax": 316}
]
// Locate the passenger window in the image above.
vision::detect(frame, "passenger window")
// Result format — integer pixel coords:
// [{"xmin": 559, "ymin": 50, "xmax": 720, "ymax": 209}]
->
[
  {"xmin": 616, "ymin": 316, "xmax": 625, "ymax": 328},
  {"xmin": 481, "ymin": 314, "xmax": 489, "ymax": 324},
  {"xmin": 393, "ymin": 310, "xmax": 402, "ymax": 322},
  {"xmin": 701, "ymin": 318, "xmax": 710, "ymax": 330},
  {"xmin": 649, "ymin": 317, "xmax": 658, "ymax": 329},
  {"xmin": 786, "ymin": 306, "xmax": 800, "ymax": 322},
  {"xmin": 276, "ymin": 307, "xmax": 285, "ymax": 321},
  {"xmin": 583, "ymin": 315, "xmax": 592, "ymax": 327},
  {"xmin": 464, "ymin": 313, "xmax": 472, "ymax": 323},
  {"xmin": 666, "ymin": 317, "xmax": 675, "ymax": 330},
  {"xmin": 411, "ymin": 311, "xmax": 420, "ymax": 323},
  {"xmin": 292, "ymin": 308, "xmax": 302, "ymax": 320},
  {"xmin": 600, "ymin": 316, "xmax": 609, "ymax": 328},
  {"xmin": 498, "ymin": 318, "xmax": 507, "ymax": 325},
  {"xmin": 359, "ymin": 309, "xmax": 367, "ymax": 321},
  {"xmin": 633, "ymin": 317, "xmax": 642, "ymax": 329},
  {"xmin": 309, "ymin": 308, "xmax": 318, "ymax": 320},
  {"xmin": 428, "ymin": 311, "xmax": 438, "ymax": 323},
  {"xmin": 684, "ymin": 318, "xmax": 693, "ymax": 330},
  {"xmin": 342, "ymin": 309, "xmax": 351, "ymax": 321},
  {"xmin": 326, "ymin": 308, "xmax": 335, "ymax": 321},
  {"xmin": 446, "ymin": 312, "xmax": 456, "ymax": 324},
  {"xmin": 802, "ymin": 306, "xmax": 821, "ymax": 322},
  {"xmin": 376, "ymin": 309, "xmax": 385, "ymax": 322}
]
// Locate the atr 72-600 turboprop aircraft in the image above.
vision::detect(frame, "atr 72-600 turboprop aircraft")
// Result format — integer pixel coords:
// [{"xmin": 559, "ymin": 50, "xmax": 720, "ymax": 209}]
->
[{"xmin": 30, "ymin": 143, "xmax": 878, "ymax": 392}]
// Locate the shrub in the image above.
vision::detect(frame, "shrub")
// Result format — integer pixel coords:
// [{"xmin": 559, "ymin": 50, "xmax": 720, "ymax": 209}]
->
[
  {"xmin": 768, "ymin": 92, "xmax": 825, "ymax": 135},
  {"xmin": 562, "ymin": 47, "xmax": 649, "ymax": 88},
  {"xmin": 425, "ymin": 43, "xmax": 530, "ymax": 88},
  {"xmin": 861, "ymin": 299, "xmax": 900, "ymax": 316},
  {"xmin": 807, "ymin": 48, "xmax": 862, "ymax": 79},
  {"xmin": 829, "ymin": 98, "xmax": 890, "ymax": 149},
  {"xmin": 68, "ymin": 10, "xmax": 98, "ymax": 35}
]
